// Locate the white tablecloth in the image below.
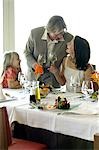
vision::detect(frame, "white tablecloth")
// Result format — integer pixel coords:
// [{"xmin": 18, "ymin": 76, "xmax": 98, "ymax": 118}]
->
[
  {"xmin": 0, "ymin": 88, "xmax": 99, "ymax": 141},
  {"xmin": 13, "ymin": 105, "xmax": 57, "ymax": 132},
  {"xmin": 0, "ymin": 88, "xmax": 30, "ymax": 122}
]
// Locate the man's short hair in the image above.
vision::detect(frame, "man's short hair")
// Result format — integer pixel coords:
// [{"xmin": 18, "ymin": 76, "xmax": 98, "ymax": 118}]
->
[{"xmin": 47, "ymin": 15, "xmax": 67, "ymax": 33}]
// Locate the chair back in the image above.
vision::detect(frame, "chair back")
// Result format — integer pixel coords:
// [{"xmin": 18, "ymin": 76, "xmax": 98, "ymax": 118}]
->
[
  {"xmin": 0, "ymin": 107, "xmax": 12, "ymax": 150},
  {"xmin": 94, "ymin": 133, "xmax": 99, "ymax": 150}
]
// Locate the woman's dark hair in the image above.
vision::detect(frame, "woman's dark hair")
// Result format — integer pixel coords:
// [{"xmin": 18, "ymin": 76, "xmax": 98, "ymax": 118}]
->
[{"xmin": 74, "ymin": 36, "xmax": 90, "ymax": 70}]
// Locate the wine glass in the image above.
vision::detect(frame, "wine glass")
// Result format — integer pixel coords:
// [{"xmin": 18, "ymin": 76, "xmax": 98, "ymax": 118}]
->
[
  {"xmin": 37, "ymin": 54, "xmax": 46, "ymax": 65},
  {"xmin": 18, "ymin": 72, "xmax": 31, "ymax": 93},
  {"xmin": 70, "ymin": 76, "xmax": 80, "ymax": 93},
  {"xmin": 23, "ymin": 80, "xmax": 32, "ymax": 93},
  {"xmin": 18, "ymin": 72, "xmax": 25, "ymax": 88},
  {"xmin": 51, "ymin": 54, "xmax": 57, "ymax": 65},
  {"xmin": 48, "ymin": 52, "xmax": 57, "ymax": 65},
  {"xmin": 81, "ymin": 80, "xmax": 94, "ymax": 98}
]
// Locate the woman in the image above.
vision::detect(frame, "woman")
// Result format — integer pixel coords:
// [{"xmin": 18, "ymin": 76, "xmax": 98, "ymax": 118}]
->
[{"xmin": 49, "ymin": 36, "xmax": 94, "ymax": 92}]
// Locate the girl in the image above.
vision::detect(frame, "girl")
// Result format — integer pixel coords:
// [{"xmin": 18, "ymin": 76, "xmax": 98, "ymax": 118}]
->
[
  {"xmin": 49, "ymin": 36, "xmax": 94, "ymax": 92},
  {"xmin": 1, "ymin": 52, "xmax": 22, "ymax": 89}
]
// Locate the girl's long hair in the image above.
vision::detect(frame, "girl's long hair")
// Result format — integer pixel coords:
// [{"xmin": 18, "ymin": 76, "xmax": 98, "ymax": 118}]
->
[{"xmin": 2, "ymin": 52, "xmax": 18, "ymax": 75}]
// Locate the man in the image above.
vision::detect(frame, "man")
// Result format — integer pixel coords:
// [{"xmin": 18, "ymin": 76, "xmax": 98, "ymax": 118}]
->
[{"xmin": 24, "ymin": 15, "xmax": 73, "ymax": 88}]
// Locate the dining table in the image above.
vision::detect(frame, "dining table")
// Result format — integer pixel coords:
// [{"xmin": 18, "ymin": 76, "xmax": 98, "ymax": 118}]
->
[{"xmin": 0, "ymin": 87, "xmax": 99, "ymax": 149}]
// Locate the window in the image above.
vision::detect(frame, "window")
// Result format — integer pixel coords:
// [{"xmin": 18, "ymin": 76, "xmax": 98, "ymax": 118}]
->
[{"xmin": 0, "ymin": 0, "xmax": 3, "ymax": 53}]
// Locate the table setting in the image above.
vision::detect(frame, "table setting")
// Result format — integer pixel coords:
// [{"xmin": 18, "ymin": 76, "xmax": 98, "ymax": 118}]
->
[
  {"xmin": 0, "ymin": 80, "xmax": 99, "ymax": 142},
  {"xmin": 0, "ymin": 78, "xmax": 98, "ymax": 115},
  {"xmin": 8, "ymin": 88, "xmax": 99, "ymax": 141},
  {"xmin": 28, "ymin": 85, "xmax": 99, "ymax": 116}
]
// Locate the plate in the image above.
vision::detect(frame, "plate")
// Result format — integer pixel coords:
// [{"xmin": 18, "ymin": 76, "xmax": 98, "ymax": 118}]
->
[
  {"xmin": 60, "ymin": 103, "xmax": 99, "ymax": 115},
  {"xmin": 44, "ymin": 104, "xmax": 56, "ymax": 110}
]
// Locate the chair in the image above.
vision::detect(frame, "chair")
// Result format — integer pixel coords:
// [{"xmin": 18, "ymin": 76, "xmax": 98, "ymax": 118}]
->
[
  {"xmin": 0, "ymin": 107, "xmax": 47, "ymax": 150},
  {"xmin": 94, "ymin": 133, "xmax": 99, "ymax": 150}
]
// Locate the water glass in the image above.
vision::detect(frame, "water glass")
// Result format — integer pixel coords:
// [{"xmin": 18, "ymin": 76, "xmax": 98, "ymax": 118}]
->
[
  {"xmin": 70, "ymin": 76, "xmax": 80, "ymax": 93},
  {"xmin": 81, "ymin": 80, "xmax": 94, "ymax": 98},
  {"xmin": 38, "ymin": 54, "xmax": 46, "ymax": 65}
]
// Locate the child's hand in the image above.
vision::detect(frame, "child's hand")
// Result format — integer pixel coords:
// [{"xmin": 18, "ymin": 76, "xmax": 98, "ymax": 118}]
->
[{"xmin": 8, "ymin": 79, "xmax": 22, "ymax": 89}]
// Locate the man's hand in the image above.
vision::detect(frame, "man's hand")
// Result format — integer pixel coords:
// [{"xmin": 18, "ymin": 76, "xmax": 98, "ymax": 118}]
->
[{"xmin": 34, "ymin": 64, "xmax": 44, "ymax": 75}]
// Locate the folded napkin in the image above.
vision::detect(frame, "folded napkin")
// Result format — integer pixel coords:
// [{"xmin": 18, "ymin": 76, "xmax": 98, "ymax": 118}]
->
[{"xmin": 63, "ymin": 102, "xmax": 99, "ymax": 115}]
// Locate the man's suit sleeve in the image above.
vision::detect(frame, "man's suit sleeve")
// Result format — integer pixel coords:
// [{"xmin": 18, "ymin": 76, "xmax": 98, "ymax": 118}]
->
[{"xmin": 24, "ymin": 30, "xmax": 37, "ymax": 69}]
